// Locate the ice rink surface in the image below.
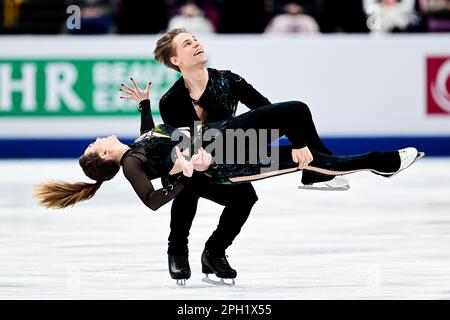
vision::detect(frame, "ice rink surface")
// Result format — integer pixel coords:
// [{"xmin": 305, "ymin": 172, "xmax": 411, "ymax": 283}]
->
[{"xmin": 0, "ymin": 158, "xmax": 449, "ymax": 300}]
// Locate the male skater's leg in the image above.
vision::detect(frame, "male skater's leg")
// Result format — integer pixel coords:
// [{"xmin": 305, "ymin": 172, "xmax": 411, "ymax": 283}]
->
[
  {"xmin": 167, "ymin": 179, "xmax": 201, "ymax": 281},
  {"xmin": 198, "ymin": 183, "xmax": 258, "ymax": 279}
]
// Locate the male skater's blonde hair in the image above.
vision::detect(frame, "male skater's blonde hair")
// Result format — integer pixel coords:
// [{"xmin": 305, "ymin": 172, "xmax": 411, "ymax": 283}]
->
[{"xmin": 154, "ymin": 28, "xmax": 189, "ymax": 73}]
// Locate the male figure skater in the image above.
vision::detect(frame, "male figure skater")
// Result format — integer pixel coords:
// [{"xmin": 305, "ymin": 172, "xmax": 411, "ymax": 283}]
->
[{"xmin": 153, "ymin": 28, "xmax": 347, "ymax": 284}]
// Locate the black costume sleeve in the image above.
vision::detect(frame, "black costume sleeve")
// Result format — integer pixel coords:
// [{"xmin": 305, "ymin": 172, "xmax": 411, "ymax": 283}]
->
[
  {"xmin": 122, "ymin": 155, "xmax": 190, "ymax": 211},
  {"xmin": 159, "ymin": 97, "xmax": 179, "ymax": 128},
  {"xmin": 138, "ymin": 99, "xmax": 155, "ymax": 134},
  {"xmin": 227, "ymin": 71, "xmax": 271, "ymax": 109}
]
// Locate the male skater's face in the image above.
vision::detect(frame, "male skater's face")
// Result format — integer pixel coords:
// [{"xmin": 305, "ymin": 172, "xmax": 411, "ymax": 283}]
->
[{"xmin": 170, "ymin": 32, "xmax": 208, "ymax": 71}]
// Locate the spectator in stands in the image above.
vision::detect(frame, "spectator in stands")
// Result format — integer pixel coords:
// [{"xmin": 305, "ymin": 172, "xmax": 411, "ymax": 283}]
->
[
  {"xmin": 364, "ymin": 0, "xmax": 416, "ymax": 33},
  {"xmin": 167, "ymin": 2, "xmax": 215, "ymax": 33},
  {"xmin": 418, "ymin": 0, "xmax": 450, "ymax": 31},
  {"xmin": 170, "ymin": 0, "xmax": 222, "ymax": 32},
  {"xmin": 264, "ymin": 1, "xmax": 320, "ymax": 34}
]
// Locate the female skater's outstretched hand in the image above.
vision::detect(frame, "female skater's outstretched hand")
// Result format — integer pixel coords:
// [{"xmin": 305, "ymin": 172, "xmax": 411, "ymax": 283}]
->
[
  {"xmin": 119, "ymin": 77, "xmax": 151, "ymax": 103},
  {"xmin": 191, "ymin": 148, "xmax": 212, "ymax": 172},
  {"xmin": 175, "ymin": 147, "xmax": 194, "ymax": 177},
  {"xmin": 292, "ymin": 146, "xmax": 313, "ymax": 169}
]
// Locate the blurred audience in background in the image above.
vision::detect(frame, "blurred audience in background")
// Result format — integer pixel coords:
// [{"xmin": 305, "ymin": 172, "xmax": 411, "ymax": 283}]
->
[
  {"xmin": 364, "ymin": 0, "xmax": 416, "ymax": 33},
  {"xmin": 0, "ymin": 0, "xmax": 448, "ymax": 34},
  {"xmin": 66, "ymin": 0, "xmax": 115, "ymax": 34},
  {"xmin": 316, "ymin": 0, "xmax": 369, "ymax": 32},
  {"xmin": 168, "ymin": 2, "xmax": 215, "ymax": 33},
  {"xmin": 220, "ymin": 0, "xmax": 271, "ymax": 33},
  {"xmin": 419, "ymin": 0, "xmax": 450, "ymax": 31},
  {"xmin": 264, "ymin": 1, "xmax": 320, "ymax": 34},
  {"xmin": 170, "ymin": 0, "xmax": 221, "ymax": 31},
  {"xmin": 1, "ymin": 0, "xmax": 66, "ymax": 34},
  {"xmin": 116, "ymin": 0, "xmax": 169, "ymax": 34}
]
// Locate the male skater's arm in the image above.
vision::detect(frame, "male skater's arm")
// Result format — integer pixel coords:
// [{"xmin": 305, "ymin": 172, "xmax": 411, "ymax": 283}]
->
[
  {"xmin": 159, "ymin": 95, "xmax": 185, "ymax": 128},
  {"xmin": 227, "ymin": 70, "xmax": 271, "ymax": 109}
]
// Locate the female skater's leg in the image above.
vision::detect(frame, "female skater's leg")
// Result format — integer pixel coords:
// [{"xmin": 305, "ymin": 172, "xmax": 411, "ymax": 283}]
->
[
  {"xmin": 216, "ymin": 100, "xmax": 338, "ymax": 185},
  {"xmin": 222, "ymin": 100, "xmax": 330, "ymax": 152},
  {"xmin": 308, "ymin": 149, "xmax": 401, "ymax": 176},
  {"xmin": 273, "ymin": 146, "xmax": 415, "ymax": 177},
  {"xmin": 210, "ymin": 101, "xmax": 419, "ymax": 182}
]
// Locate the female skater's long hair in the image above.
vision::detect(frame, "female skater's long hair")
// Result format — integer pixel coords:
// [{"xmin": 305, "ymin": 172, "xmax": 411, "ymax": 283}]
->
[{"xmin": 34, "ymin": 153, "xmax": 120, "ymax": 209}]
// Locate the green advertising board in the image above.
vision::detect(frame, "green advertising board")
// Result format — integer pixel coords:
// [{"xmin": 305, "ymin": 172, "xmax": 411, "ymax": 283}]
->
[{"xmin": 0, "ymin": 58, "xmax": 180, "ymax": 117}]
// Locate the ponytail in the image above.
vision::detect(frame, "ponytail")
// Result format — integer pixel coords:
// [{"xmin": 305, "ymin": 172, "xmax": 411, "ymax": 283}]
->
[
  {"xmin": 34, "ymin": 180, "xmax": 103, "ymax": 209},
  {"xmin": 34, "ymin": 150, "xmax": 120, "ymax": 209}
]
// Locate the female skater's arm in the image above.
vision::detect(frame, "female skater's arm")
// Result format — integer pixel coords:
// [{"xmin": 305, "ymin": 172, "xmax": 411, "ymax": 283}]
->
[
  {"xmin": 120, "ymin": 78, "xmax": 154, "ymax": 134},
  {"xmin": 138, "ymin": 99, "xmax": 155, "ymax": 134},
  {"xmin": 122, "ymin": 156, "xmax": 191, "ymax": 211}
]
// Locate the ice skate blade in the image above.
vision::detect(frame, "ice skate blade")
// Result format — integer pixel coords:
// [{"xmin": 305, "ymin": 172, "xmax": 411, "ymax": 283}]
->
[
  {"xmin": 176, "ymin": 279, "xmax": 187, "ymax": 287},
  {"xmin": 202, "ymin": 274, "xmax": 235, "ymax": 286},
  {"xmin": 298, "ymin": 184, "xmax": 350, "ymax": 191}
]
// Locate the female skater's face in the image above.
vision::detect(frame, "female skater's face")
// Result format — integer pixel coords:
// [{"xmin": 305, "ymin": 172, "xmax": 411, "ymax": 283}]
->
[
  {"xmin": 83, "ymin": 135, "xmax": 119, "ymax": 159},
  {"xmin": 170, "ymin": 32, "xmax": 207, "ymax": 70}
]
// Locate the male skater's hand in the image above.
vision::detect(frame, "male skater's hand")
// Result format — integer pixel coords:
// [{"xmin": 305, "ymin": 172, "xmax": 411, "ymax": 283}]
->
[
  {"xmin": 191, "ymin": 148, "xmax": 212, "ymax": 172},
  {"xmin": 292, "ymin": 146, "xmax": 313, "ymax": 169},
  {"xmin": 175, "ymin": 147, "xmax": 194, "ymax": 177},
  {"xmin": 119, "ymin": 77, "xmax": 151, "ymax": 103}
]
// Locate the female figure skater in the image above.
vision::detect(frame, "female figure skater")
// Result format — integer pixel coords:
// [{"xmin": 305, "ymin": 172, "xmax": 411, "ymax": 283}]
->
[{"xmin": 34, "ymin": 80, "xmax": 423, "ymax": 285}]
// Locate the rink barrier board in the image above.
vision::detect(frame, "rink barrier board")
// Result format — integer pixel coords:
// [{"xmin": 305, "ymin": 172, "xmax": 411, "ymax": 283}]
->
[
  {"xmin": 0, "ymin": 136, "xmax": 448, "ymax": 159},
  {"xmin": 0, "ymin": 35, "xmax": 450, "ymax": 137}
]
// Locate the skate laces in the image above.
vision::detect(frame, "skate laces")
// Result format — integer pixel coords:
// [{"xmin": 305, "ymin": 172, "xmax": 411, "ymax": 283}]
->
[
  {"xmin": 220, "ymin": 255, "xmax": 228, "ymax": 265},
  {"xmin": 217, "ymin": 254, "xmax": 230, "ymax": 267}
]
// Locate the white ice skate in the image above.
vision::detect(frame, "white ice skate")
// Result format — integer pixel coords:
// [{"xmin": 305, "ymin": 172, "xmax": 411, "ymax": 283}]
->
[
  {"xmin": 389, "ymin": 147, "xmax": 425, "ymax": 178},
  {"xmin": 298, "ymin": 176, "xmax": 350, "ymax": 191},
  {"xmin": 383, "ymin": 147, "xmax": 425, "ymax": 178}
]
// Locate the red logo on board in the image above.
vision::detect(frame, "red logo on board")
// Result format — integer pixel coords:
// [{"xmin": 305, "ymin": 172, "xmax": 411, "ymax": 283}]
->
[{"xmin": 427, "ymin": 57, "xmax": 450, "ymax": 115}]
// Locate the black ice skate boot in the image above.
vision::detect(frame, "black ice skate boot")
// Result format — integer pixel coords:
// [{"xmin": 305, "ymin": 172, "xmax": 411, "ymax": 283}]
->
[
  {"xmin": 168, "ymin": 254, "xmax": 191, "ymax": 286},
  {"xmin": 201, "ymin": 249, "xmax": 237, "ymax": 286}
]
